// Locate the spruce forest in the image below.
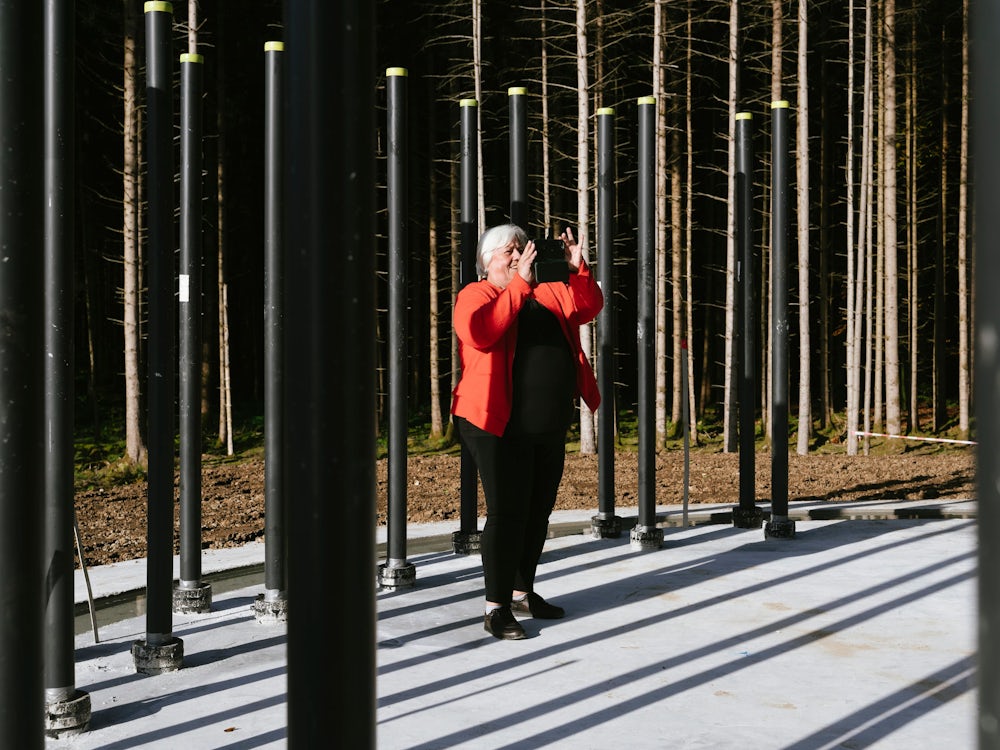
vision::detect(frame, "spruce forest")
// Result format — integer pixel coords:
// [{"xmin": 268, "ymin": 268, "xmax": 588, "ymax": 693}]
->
[{"xmin": 76, "ymin": 0, "xmax": 971, "ymax": 464}]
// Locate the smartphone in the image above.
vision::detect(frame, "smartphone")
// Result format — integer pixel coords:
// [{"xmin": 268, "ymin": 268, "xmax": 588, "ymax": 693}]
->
[{"xmin": 528, "ymin": 239, "xmax": 570, "ymax": 283}]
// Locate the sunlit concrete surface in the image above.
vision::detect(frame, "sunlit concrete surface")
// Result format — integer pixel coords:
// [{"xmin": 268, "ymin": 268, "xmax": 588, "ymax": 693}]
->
[{"xmin": 55, "ymin": 505, "xmax": 976, "ymax": 749}]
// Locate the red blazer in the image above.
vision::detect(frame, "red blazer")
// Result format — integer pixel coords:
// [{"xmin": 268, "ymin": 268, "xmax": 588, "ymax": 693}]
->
[{"xmin": 451, "ymin": 261, "xmax": 603, "ymax": 437}]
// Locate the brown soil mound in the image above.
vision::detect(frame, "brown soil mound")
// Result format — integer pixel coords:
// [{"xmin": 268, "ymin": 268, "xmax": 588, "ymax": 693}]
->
[{"xmin": 73, "ymin": 447, "xmax": 975, "ymax": 567}]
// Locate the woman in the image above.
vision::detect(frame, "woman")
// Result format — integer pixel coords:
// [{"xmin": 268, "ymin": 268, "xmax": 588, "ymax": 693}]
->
[{"xmin": 451, "ymin": 223, "xmax": 603, "ymax": 639}]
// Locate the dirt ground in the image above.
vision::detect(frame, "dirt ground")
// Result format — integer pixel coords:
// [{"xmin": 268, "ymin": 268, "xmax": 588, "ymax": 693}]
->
[{"xmin": 73, "ymin": 444, "xmax": 975, "ymax": 568}]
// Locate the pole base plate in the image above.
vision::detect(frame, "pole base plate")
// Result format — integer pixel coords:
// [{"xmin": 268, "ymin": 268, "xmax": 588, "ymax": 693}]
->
[
  {"xmin": 732, "ymin": 506, "xmax": 765, "ymax": 529},
  {"xmin": 630, "ymin": 524, "xmax": 664, "ymax": 551},
  {"xmin": 764, "ymin": 518, "xmax": 797, "ymax": 539},
  {"xmin": 252, "ymin": 593, "xmax": 289, "ymax": 624},
  {"xmin": 132, "ymin": 636, "xmax": 184, "ymax": 675},
  {"xmin": 45, "ymin": 690, "xmax": 91, "ymax": 739},
  {"xmin": 590, "ymin": 515, "xmax": 623, "ymax": 539},
  {"xmin": 377, "ymin": 561, "xmax": 416, "ymax": 590},
  {"xmin": 451, "ymin": 530, "xmax": 481, "ymax": 556},
  {"xmin": 172, "ymin": 581, "xmax": 212, "ymax": 614}
]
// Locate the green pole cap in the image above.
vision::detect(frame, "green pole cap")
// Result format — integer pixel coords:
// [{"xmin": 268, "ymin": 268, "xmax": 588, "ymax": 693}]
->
[
  {"xmin": 180, "ymin": 53, "xmax": 204, "ymax": 64},
  {"xmin": 637, "ymin": 96, "xmax": 656, "ymax": 106},
  {"xmin": 508, "ymin": 87, "xmax": 526, "ymax": 96},
  {"xmin": 460, "ymin": 98, "xmax": 478, "ymax": 107},
  {"xmin": 772, "ymin": 100, "xmax": 790, "ymax": 109},
  {"xmin": 597, "ymin": 107, "xmax": 614, "ymax": 116},
  {"xmin": 387, "ymin": 67, "xmax": 408, "ymax": 77},
  {"xmin": 264, "ymin": 41, "xmax": 284, "ymax": 53},
  {"xmin": 735, "ymin": 112, "xmax": 752, "ymax": 120},
  {"xmin": 144, "ymin": 1, "xmax": 172, "ymax": 13}
]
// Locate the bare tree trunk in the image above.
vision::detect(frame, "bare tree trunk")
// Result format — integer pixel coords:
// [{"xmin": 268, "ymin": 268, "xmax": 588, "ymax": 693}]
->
[
  {"xmin": 795, "ymin": 0, "xmax": 811, "ymax": 454},
  {"xmin": 428, "ymin": 120, "xmax": 444, "ymax": 441},
  {"xmin": 671, "ymin": 121, "xmax": 683, "ymax": 429},
  {"xmin": 654, "ymin": 0, "xmax": 669, "ymax": 447},
  {"xmin": 541, "ymin": 2, "xmax": 552, "ymax": 229},
  {"xmin": 187, "ymin": 0, "xmax": 197, "ymax": 52},
  {"xmin": 934, "ymin": 31, "xmax": 948, "ymax": 433},
  {"xmin": 875, "ymin": 189, "xmax": 884, "ymax": 434},
  {"xmin": 765, "ymin": 0, "xmax": 784, "ymax": 445},
  {"xmin": 819, "ymin": 59, "xmax": 832, "ymax": 431},
  {"xmin": 685, "ymin": 0, "xmax": 698, "ymax": 445},
  {"xmin": 860, "ymin": 0, "xmax": 876, "ymax": 454},
  {"xmin": 722, "ymin": 0, "xmax": 738, "ymax": 453},
  {"xmin": 883, "ymin": 0, "xmax": 901, "ymax": 436},
  {"xmin": 81, "ymin": 232, "xmax": 101, "ymax": 439},
  {"xmin": 217, "ymin": 46, "xmax": 233, "ymax": 454},
  {"xmin": 907, "ymin": 12, "xmax": 918, "ymax": 433},
  {"xmin": 958, "ymin": 0, "xmax": 970, "ymax": 436},
  {"xmin": 761, "ymin": 179, "xmax": 770, "ymax": 442},
  {"xmin": 846, "ymin": 0, "xmax": 860, "ymax": 455},
  {"xmin": 863, "ymin": 196, "xmax": 875, "ymax": 454},
  {"xmin": 123, "ymin": 0, "xmax": 145, "ymax": 466},
  {"xmin": 576, "ymin": 0, "xmax": 596, "ymax": 455},
  {"xmin": 472, "ymin": 0, "xmax": 485, "ymax": 229},
  {"xmin": 772, "ymin": 0, "xmax": 784, "ymax": 101},
  {"xmin": 449, "ymin": 140, "xmax": 460, "ymax": 435},
  {"xmin": 874, "ymin": 18, "xmax": 885, "ymax": 434},
  {"xmin": 221, "ymin": 282, "xmax": 233, "ymax": 455}
]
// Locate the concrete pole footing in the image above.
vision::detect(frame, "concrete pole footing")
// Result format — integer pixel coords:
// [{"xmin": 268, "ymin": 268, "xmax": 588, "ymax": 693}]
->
[
  {"xmin": 764, "ymin": 517, "xmax": 797, "ymax": 539},
  {"xmin": 590, "ymin": 514, "xmax": 622, "ymax": 539},
  {"xmin": 732, "ymin": 506, "xmax": 765, "ymax": 529},
  {"xmin": 377, "ymin": 561, "xmax": 416, "ymax": 590},
  {"xmin": 44, "ymin": 690, "xmax": 91, "ymax": 739},
  {"xmin": 252, "ymin": 592, "xmax": 288, "ymax": 624},
  {"xmin": 630, "ymin": 524, "xmax": 664, "ymax": 551},
  {"xmin": 172, "ymin": 581, "xmax": 212, "ymax": 614},
  {"xmin": 132, "ymin": 636, "xmax": 184, "ymax": 675},
  {"xmin": 451, "ymin": 530, "xmax": 481, "ymax": 556}
]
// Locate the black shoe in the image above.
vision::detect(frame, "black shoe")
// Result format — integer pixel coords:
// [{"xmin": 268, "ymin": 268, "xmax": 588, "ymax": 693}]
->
[
  {"xmin": 511, "ymin": 592, "xmax": 564, "ymax": 619},
  {"xmin": 484, "ymin": 606, "xmax": 526, "ymax": 640}
]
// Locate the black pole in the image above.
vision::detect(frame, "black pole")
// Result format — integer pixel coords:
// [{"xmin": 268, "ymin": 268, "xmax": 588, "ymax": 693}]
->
[
  {"xmin": 43, "ymin": 0, "xmax": 91, "ymax": 736},
  {"xmin": 175, "ymin": 51, "xmax": 211, "ymax": 614},
  {"xmin": 379, "ymin": 67, "xmax": 415, "ymax": 589},
  {"xmin": 133, "ymin": 0, "xmax": 183, "ymax": 673},
  {"xmin": 765, "ymin": 100, "xmax": 795, "ymax": 540},
  {"xmin": 454, "ymin": 98, "xmax": 481, "ymax": 555},
  {"xmin": 975, "ymin": 2, "xmax": 1000, "ymax": 744},
  {"xmin": 284, "ymin": 2, "xmax": 376, "ymax": 746},
  {"xmin": 631, "ymin": 96, "xmax": 663, "ymax": 551},
  {"xmin": 733, "ymin": 111, "xmax": 764, "ymax": 530},
  {"xmin": 592, "ymin": 106, "xmax": 621, "ymax": 539},
  {"xmin": 254, "ymin": 40, "xmax": 288, "ymax": 623},
  {"xmin": 1, "ymin": 1, "xmax": 44, "ymax": 745},
  {"xmin": 509, "ymin": 86, "xmax": 527, "ymax": 228}
]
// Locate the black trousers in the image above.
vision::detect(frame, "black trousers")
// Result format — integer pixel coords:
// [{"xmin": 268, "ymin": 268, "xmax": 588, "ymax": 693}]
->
[{"xmin": 457, "ymin": 417, "xmax": 566, "ymax": 605}]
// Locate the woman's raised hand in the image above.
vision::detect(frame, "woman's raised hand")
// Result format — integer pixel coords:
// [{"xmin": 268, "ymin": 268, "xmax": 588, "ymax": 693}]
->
[
  {"xmin": 517, "ymin": 240, "xmax": 537, "ymax": 283},
  {"xmin": 561, "ymin": 227, "xmax": 582, "ymax": 273}
]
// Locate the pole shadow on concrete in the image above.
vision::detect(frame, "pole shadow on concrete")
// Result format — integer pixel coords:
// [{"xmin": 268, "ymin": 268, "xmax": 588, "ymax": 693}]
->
[{"xmin": 376, "ymin": 520, "xmax": 973, "ymax": 748}]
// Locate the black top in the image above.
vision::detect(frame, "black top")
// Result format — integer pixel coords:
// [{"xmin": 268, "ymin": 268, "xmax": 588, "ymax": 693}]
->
[{"xmin": 507, "ymin": 298, "xmax": 575, "ymax": 435}]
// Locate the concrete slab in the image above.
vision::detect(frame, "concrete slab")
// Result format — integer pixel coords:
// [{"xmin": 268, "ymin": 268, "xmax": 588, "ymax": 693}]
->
[{"xmin": 53, "ymin": 510, "xmax": 976, "ymax": 749}]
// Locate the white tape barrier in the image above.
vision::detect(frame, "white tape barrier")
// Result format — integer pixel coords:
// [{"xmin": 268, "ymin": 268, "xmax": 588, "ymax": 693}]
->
[{"xmin": 853, "ymin": 430, "xmax": 976, "ymax": 446}]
